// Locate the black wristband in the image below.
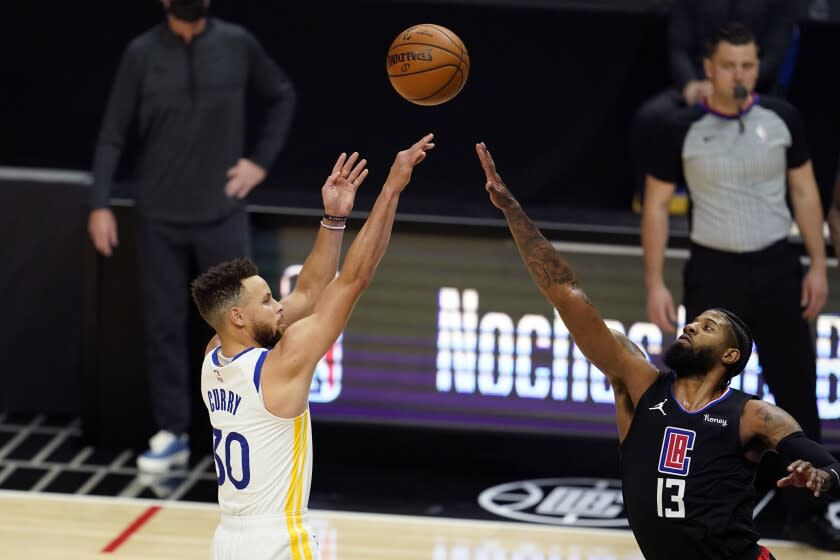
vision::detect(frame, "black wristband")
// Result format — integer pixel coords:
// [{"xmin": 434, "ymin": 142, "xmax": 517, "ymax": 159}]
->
[
  {"xmin": 777, "ymin": 432, "xmax": 840, "ymax": 497},
  {"xmin": 824, "ymin": 463, "xmax": 840, "ymax": 493},
  {"xmin": 323, "ymin": 213, "xmax": 348, "ymax": 222}
]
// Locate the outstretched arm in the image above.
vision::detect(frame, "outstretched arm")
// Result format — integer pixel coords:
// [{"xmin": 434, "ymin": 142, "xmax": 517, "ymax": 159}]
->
[
  {"xmin": 475, "ymin": 142, "xmax": 657, "ymax": 400},
  {"xmin": 280, "ymin": 152, "xmax": 369, "ymax": 327},
  {"xmin": 260, "ymin": 134, "xmax": 435, "ymax": 417}
]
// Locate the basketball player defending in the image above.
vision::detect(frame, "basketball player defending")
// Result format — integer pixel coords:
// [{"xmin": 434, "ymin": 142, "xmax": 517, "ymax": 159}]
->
[
  {"xmin": 475, "ymin": 142, "xmax": 840, "ymax": 560},
  {"xmin": 190, "ymin": 134, "xmax": 434, "ymax": 560}
]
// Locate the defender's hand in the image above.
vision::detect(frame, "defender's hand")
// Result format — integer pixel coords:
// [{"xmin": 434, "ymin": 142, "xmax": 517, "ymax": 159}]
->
[
  {"xmin": 225, "ymin": 158, "xmax": 266, "ymax": 200},
  {"xmin": 777, "ymin": 460, "xmax": 830, "ymax": 497},
  {"xmin": 476, "ymin": 142, "xmax": 518, "ymax": 210},
  {"xmin": 385, "ymin": 133, "xmax": 435, "ymax": 191},
  {"xmin": 88, "ymin": 208, "xmax": 119, "ymax": 257},
  {"xmin": 322, "ymin": 151, "xmax": 368, "ymax": 218}
]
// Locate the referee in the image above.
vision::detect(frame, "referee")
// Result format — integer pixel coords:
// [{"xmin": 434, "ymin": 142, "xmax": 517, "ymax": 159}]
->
[{"xmin": 642, "ymin": 23, "xmax": 838, "ymax": 550}]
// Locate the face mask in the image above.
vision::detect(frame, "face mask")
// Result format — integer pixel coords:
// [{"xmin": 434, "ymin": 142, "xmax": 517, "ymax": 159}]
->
[{"xmin": 168, "ymin": 0, "xmax": 208, "ymax": 23}]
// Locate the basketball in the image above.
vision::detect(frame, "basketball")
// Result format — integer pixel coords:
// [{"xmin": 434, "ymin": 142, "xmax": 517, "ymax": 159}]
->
[{"xmin": 386, "ymin": 24, "xmax": 469, "ymax": 106}]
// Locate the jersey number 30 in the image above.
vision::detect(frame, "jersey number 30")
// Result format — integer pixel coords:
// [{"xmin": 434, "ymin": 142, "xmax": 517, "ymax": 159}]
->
[
  {"xmin": 656, "ymin": 477, "xmax": 685, "ymax": 518},
  {"xmin": 213, "ymin": 429, "xmax": 251, "ymax": 490}
]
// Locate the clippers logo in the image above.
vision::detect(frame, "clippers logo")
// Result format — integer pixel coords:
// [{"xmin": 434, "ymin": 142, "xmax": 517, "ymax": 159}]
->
[
  {"xmin": 280, "ymin": 265, "xmax": 342, "ymax": 403},
  {"xmin": 658, "ymin": 427, "xmax": 695, "ymax": 477}
]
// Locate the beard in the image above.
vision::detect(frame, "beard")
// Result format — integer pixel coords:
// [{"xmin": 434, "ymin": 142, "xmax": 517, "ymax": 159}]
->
[
  {"xmin": 251, "ymin": 321, "xmax": 282, "ymax": 349},
  {"xmin": 663, "ymin": 342, "xmax": 717, "ymax": 379}
]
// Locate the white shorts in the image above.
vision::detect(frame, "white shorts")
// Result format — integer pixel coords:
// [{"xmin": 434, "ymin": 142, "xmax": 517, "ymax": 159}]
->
[{"xmin": 211, "ymin": 513, "xmax": 320, "ymax": 560}]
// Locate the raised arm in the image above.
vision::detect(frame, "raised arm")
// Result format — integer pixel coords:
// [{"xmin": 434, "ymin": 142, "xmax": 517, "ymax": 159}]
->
[
  {"xmin": 259, "ymin": 134, "xmax": 435, "ymax": 417},
  {"xmin": 475, "ymin": 142, "xmax": 657, "ymax": 401},
  {"xmin": 279, "ymin": 152, "xmax": 368, "ymax": 326}
]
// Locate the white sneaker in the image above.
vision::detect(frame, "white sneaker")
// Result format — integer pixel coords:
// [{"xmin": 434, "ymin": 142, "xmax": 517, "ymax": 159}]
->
[{"xmin": 136, "ymin": 430, "xmax": 189, "ymax": 473}]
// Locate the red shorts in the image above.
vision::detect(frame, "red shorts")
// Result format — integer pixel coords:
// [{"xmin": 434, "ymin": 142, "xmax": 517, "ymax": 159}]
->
[{"xmin": 756, "ymin": 545, "xmax": 775, "ymax": 560}]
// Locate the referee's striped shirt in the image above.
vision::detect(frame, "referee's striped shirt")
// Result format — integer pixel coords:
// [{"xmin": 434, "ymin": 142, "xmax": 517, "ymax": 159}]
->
[{"xmin": 647, "ymin": 94, "xmax": 809, "ymax": 253}]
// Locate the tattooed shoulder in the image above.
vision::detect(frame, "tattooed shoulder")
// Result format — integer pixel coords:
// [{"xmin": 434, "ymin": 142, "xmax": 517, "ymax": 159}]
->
[{"xmin": 749, "ymin": 400, "xmax": 801, "ymax": 438}]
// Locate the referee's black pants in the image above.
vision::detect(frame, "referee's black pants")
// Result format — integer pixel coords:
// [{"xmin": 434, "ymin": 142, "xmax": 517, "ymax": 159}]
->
[
  {"xmin": 135, "ymin": 210, "xmax": 250, "ymax": 438},
  {"xmin": 683, "ymin": 238, "xmax": 822, "ymax": 520}
]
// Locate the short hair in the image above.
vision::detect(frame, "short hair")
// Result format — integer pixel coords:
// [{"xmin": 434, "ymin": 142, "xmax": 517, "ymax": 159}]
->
[
  {"xmin": 191, "ymin": 258, "xmax": 259, "ymax": 327},
  {"xmin": 705, "ymin": 22, "xmax": 757, "ymax": 57},
  {"xmin": 712, "ymin": 308, "xmax": 753, "ymax": 381}
]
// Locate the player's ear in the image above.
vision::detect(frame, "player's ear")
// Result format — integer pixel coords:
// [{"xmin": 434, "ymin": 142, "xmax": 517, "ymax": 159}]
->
[
  {"xmin": 721, "ymin": 347, "xmax": 739, "ymax": 367},
  {"xmin": 229, "ymin": 306, "xmax": 246, "ymax": 327}
]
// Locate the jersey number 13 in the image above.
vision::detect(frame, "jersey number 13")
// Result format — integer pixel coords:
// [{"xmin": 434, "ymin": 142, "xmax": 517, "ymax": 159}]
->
[{"xmin": 656, "ymin": 477, "xmax": 686, "ymax": 518}]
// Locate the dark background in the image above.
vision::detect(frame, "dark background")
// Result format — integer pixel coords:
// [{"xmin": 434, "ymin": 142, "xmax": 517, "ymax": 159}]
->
[
  {"xmin": 0, "ymin": 0, "xmax": 840, "ymax": 219},
  {"xmin": 3, "ymin": 1, "xmax": 838, "ymax": 218}
]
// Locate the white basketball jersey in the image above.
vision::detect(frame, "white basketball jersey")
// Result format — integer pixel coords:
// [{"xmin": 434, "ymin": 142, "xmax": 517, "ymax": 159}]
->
[{"xmin": 201, "ymin": 346, "xmax": 316, "ymax": 559}]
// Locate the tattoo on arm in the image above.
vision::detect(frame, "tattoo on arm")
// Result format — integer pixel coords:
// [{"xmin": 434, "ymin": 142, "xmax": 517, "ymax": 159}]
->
[
  {"xmin": 507, "ymin": 209, "xmax": 575, "ymax": 289},
  {"xmin": 754, "ymin": 402, "xmax": 802, "ymax": 444}
]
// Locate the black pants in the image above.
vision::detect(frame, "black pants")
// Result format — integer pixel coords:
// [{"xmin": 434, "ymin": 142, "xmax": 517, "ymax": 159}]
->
[
  {"xmin": 683, "ymin": 239, "xmax": 821, "ymax": 520},
  {"xmin": 631, "ymin": 89, "xmax": 684, "ymax": 198},
  {"xmin": 135, "ymin": 211, "xmax": 250, "ymax": 436}
]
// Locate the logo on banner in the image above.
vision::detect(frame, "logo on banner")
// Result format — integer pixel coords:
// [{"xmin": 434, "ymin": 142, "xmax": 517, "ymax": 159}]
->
[
  {"xmin": 658, "ymin": 427, "xmax": 696, "ymax": 477},
  {"xmin": 478, "ymin": 478, "xmax": 627, "ymax": 527},
  {"xmin": 280, "ymin": 265, "xmax": 342, "ymax": 403}
]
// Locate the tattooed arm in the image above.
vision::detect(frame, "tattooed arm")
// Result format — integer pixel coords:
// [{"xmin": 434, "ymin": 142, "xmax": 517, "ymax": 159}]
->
[
  {"xmin": 475, "ymin": 142, "xmax": 657, "ymax": 402},
  {"xmin": 741, "ymin": 399, "xmax": 804, "ymax": 457},
  {"xmin": 741, "ymin": 399, "xmax": 840, "ymax": 497}
]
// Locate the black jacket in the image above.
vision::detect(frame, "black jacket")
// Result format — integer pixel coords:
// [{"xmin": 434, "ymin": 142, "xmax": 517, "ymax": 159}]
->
[{"xmin": 92, "ymin": 19, "xmax": 296, "ymax": 222}]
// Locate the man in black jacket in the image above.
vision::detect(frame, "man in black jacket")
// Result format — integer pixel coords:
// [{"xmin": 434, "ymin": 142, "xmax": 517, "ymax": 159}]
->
[{"xmin": 87, "ymin": 0, "xmax": 296, "ymax": 473}]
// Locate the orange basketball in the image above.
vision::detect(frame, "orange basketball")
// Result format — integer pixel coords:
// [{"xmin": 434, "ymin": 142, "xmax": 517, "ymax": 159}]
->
[{"xmin": 386, "ymin": 24, "xmax": 469, "ymax": 106}]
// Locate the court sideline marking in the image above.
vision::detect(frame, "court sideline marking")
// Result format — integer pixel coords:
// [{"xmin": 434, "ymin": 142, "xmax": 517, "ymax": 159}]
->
[{"xmin": 101, "ymin": 505, "xmax": 161, "ymax": 553}]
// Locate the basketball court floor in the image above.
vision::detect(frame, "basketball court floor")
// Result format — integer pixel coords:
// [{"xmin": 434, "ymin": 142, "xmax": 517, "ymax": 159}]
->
[{"xmin": 1, "ymin": 412, "xmax": 838, "ymax": 559}]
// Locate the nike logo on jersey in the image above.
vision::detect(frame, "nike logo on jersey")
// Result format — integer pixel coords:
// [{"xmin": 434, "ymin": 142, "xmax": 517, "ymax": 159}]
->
[{"xmin": 649, "ymin": 399, "xmax": 668, "ymax": 416}]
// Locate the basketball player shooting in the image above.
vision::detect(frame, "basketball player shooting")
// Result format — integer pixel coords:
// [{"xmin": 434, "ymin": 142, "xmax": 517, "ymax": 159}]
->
[
  {"xmin": 190, "ymin": 133, "xmax": 434, "ymax": 560},
  {"xmin": 475, "ymin": 142, "xmax": 840, "ymax": 560}
]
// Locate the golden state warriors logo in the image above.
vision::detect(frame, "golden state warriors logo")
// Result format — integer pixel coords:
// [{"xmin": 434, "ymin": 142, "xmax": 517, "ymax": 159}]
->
[{"xmin": 280, "ymin": 265, "xmax": 342, "ymax": 403}]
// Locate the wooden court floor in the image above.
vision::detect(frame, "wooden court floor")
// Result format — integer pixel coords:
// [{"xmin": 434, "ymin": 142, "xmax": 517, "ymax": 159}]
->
[{"xmin": 0, "ymin": 491, "xmax": 835, "ymax": 560}]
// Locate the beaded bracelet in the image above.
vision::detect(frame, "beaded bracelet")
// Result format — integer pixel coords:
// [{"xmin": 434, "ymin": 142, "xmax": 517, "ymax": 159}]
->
[{"xmin": 320, "ymin": 221, "xmax": 346, "ymax": 231}]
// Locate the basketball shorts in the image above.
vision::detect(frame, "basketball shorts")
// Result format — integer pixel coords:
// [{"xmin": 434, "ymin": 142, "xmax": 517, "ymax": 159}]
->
[{"xmin": 211, "ymin": 513, "xmax": 320, "ymax": 560}]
